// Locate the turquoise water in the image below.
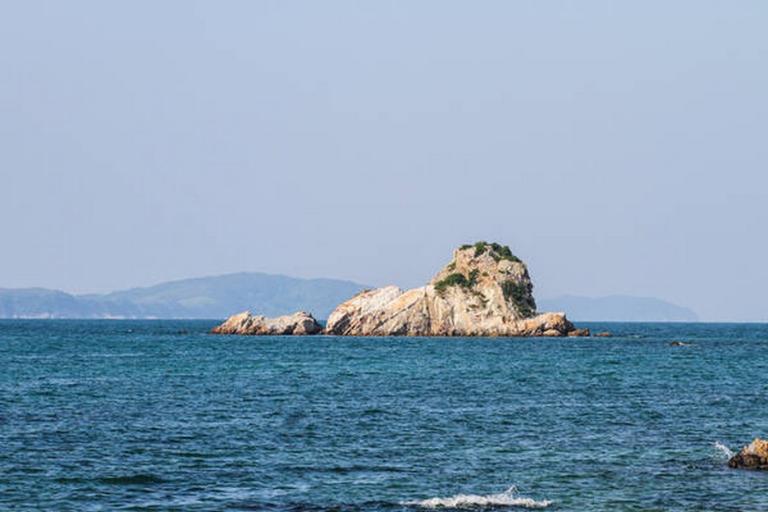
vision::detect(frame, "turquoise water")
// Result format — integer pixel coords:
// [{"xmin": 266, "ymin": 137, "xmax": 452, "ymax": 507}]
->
[{"xmin": 2, "ymin": 320, "xmax": 768, "ymax": 511}]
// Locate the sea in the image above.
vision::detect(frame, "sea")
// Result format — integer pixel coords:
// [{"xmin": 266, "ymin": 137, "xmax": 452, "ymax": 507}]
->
[{"xmin": 2, "ymin": 320, "xmax": 768, "ymax": 511}]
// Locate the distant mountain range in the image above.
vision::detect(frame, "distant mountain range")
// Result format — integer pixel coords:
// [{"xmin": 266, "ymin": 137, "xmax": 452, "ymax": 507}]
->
[
  {"xmin": 538, "ymin": 295, "xmax": 699, "ymax": 322},
  {"xmin": 0, "ymin": 274, "xmax": 698, "ymax": 322},
  {"xmin": 0, "ymin": 273, "xmax": 367, "ymax": 320}
]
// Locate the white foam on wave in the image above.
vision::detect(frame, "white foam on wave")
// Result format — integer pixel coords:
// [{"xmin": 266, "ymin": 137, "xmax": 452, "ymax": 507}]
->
[
  {"xmin": 403, "ymin": 486, "xmax": 551, "ymax": 509},
  {"xmin": 714, "ymin": 441, "xmax": 734, "ymax": 459}
]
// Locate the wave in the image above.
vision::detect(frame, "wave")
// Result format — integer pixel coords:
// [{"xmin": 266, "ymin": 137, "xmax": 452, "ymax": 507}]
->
[
  {"xmin": 404, "ymin": 486, "xmax": 551, "ymax": 509},
  {"xmin": 714, "ymin": 441, "xmax": 734, "ymax": 459},
  {"xmin": 97, "ymin": 474, "xmax": 166, "ymax": 485}
]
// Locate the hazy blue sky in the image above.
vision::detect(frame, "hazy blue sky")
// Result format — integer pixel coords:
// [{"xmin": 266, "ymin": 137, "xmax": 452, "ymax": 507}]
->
[{"xmin": 1, "ymin": 1, "xmax": 766, "ymax": 321}]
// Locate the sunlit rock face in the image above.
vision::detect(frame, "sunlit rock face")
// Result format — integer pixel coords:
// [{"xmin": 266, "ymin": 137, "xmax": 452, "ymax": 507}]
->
[{"xmin": 211, "ymin": 311, "xmax": 322, "ymax": 335}]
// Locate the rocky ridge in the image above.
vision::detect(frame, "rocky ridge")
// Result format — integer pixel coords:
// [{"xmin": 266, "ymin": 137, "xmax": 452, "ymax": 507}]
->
[
  {"xmin": 211, "ymin": 311, "xmax": 322, "ymax": 335},
  {"xmin": 212, "ymin": 242, "xmax": 587, "ymax": 337}
]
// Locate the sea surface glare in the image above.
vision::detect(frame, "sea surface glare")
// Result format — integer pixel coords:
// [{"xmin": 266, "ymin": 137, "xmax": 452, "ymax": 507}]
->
[{"xmin": 2, "ymin": 320, "xmax": 768, "ymax": 511}]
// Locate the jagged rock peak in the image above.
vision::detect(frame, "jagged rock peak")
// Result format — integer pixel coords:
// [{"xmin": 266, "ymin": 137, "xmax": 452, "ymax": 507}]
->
[{"xmin": 430, "ymin": 242, "xmax": 537, "ymax": 318}]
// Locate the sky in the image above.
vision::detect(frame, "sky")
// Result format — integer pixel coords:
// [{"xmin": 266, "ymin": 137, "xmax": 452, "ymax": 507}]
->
[{"xmin": 1, "ymin": 1, "xmax": 766, "ymax": 321}]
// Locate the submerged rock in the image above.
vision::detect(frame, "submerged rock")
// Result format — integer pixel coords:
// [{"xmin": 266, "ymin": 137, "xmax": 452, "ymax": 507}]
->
[
  {"xmin": 669, "ymin": 340, "xmax": 692, "ymax": 347},
  {"xmin": 729, "ymin": 438, "xmax": 768, "ymax": 469},
  {"xmin": 594, "ymin": 332, "xmax": 612, "ymax": 337},
  {"xmin": 211, "ymin": 311, "xmax": 322, "ymax": 335},
  {"xmin": 324, "ymin": 242, "xmax": 585, "ymax": 337}
]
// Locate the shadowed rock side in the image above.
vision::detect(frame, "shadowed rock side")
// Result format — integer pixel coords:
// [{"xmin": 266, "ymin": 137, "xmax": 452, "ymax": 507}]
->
[
  {"xmin": 211, "ymin": 311, "xmax": 322, "ymax": 335},
  {"xmin": 324, "ymin": 242, "xmax": 587, "ymax": 337},
  {"xmin": 729, "ymin": 438, "xmax": 768, "ymax": 470}
]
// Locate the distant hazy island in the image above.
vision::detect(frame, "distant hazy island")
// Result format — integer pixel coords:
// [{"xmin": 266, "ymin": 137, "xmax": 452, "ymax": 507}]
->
[
  {"xmin": 0, "ymin": 274, "xmax": 365, "ymax": 320},
  {"xmin": 538, "ymin": 295, "xmax": 698, "ymax": 322},
  {"xmin": 213, "ymin": 242, "xmax": 589, "ymax": 337}
]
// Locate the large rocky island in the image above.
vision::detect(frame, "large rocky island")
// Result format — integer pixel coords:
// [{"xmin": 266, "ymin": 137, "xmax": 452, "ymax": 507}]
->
[{"xmin": 212, "ymin": 242, "xmax": 588, "ymax": 337}]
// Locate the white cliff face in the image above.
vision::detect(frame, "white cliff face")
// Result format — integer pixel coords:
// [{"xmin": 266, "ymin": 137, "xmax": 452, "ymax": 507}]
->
[
  {"xmin": 324, "ymin": 286, "xmax": 432, "ymax": 336},
  {"xmin": 324, "ymin": 242, "xmax": 585, "ymax": 337},
  {"xmin": 211, "ymin": 311, "xmax": 322, "ymax": 335}
]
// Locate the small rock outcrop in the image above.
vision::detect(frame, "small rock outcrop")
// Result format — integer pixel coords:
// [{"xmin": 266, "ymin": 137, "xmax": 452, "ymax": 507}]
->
[
  {"xmin": 211, "ymin": 311, "xmax": 322, "ymax": 335},
  {"xmin": 729, "ymin": 438, "xmax": 768, "ymax": 469},
  {"xmin": 324, "ymin": 242, "xmax": 586, "ymax": 337}
]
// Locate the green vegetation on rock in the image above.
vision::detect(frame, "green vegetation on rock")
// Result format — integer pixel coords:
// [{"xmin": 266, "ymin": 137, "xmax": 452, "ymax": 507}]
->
[
  {"xmin": 434, "ymin": 269, "xmax": 481, "ymax": 297},
  {"xmin": 488, "ymin": 243, "xmax": 522, "ymax": 263},
  {"xmin": 434, "ymin": 273, "xmax": 470, "ymax": 295},
  {"xmin": 462, "ymin": 241, "xmax": 522, "ymax": 263},
  {"xmin": 501, "ymin": 280, "xmax": 536, "ymax": 318}
]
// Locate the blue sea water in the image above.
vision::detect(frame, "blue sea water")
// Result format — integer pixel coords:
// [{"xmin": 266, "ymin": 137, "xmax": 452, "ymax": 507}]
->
[{"xmin": 2, "ymin": 320, "xmax": 768, "ymax": 511}]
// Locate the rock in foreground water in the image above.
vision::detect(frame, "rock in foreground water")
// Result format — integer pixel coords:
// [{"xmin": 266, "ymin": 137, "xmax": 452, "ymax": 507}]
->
[
  {"xmin": 728, "ymin": 438, "xmax": 768, "ymax": 469},
  {"xmin": 211, "ymin": 311, "xmax": 322, "ymax": 335}
]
